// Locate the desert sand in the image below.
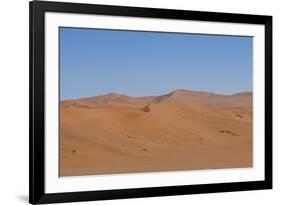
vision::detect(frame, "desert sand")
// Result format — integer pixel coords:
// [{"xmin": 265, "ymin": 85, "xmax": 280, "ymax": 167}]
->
[{"xmin": 60, "ymin": 89, "xmax": 253, "ymax": 176}]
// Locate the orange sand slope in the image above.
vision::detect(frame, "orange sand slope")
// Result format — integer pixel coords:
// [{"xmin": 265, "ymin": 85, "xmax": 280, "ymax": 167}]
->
[{"xmin": 60, "ymin": 89, "xmax": 253, "ymax": 176}]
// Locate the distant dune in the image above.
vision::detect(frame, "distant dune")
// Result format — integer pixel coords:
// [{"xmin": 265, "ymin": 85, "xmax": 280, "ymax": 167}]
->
[
  {"xmin": 60, "ymin": 89, "xmax": 253, "ymax": 176},
  {"xmin": 61, "ymin": 89, "xmax": 252, "ymax": 109}
]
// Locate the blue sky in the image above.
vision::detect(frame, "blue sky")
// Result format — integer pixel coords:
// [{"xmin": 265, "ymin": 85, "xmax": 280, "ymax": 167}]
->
[{"xmin": 60, "ymin": 27, "xmax": 253, "ymax": 100}]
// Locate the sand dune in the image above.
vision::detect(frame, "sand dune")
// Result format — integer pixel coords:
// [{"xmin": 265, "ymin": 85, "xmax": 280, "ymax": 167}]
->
[
  {"xmin": 60, "ymin": 90, "xmax": 253, "ymax": 176},
  {"xmin": 61, "ymin": 89, "xmax": 252, "ymax": 109}
]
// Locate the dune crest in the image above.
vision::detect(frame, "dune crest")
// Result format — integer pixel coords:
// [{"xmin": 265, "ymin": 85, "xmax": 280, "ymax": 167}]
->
[{"xmin": 61, "ymin": 89, "xmax": 252, "ymax": 109}]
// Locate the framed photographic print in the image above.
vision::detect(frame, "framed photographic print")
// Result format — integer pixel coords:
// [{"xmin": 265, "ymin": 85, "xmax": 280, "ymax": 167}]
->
[{"xmin": 29, "ymin": 0, "xmax": 272, "ymax": 204}]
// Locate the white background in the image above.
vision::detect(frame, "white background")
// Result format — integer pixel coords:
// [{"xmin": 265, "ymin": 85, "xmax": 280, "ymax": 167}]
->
[
  {"xmin": 0, "ymin": 0, "xmax": 279, "ymax": 204},
  {"xmin": 45, "ymin": 12, "xmax": 265, "ymax": 193}
]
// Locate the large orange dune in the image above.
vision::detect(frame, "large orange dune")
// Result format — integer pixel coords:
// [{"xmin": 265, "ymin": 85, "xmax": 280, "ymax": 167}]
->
[{"xmin": 60, "ymin": 89, "xmax": 253, "ymax": 176}]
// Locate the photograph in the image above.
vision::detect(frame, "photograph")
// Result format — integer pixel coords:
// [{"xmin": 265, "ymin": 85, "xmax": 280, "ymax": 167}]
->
[
  {"xmin": 29, "ymin": 1, "xmax": 272, "ymax": 203},
  {"xmin": 59, "ymin": 27, "xmax": 253, "ymax": 177}
]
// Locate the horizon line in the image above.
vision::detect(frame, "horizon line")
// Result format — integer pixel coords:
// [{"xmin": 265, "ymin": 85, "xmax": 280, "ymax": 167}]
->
[{"xmin": 60, "ymin": 88, "xmax": 253, "ymax": 101}]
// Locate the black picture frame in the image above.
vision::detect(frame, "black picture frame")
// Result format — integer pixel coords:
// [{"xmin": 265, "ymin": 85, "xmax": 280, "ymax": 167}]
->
[{"xmin": 29, "ymin": 1, "xmax": 272, "ymax": 204}]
